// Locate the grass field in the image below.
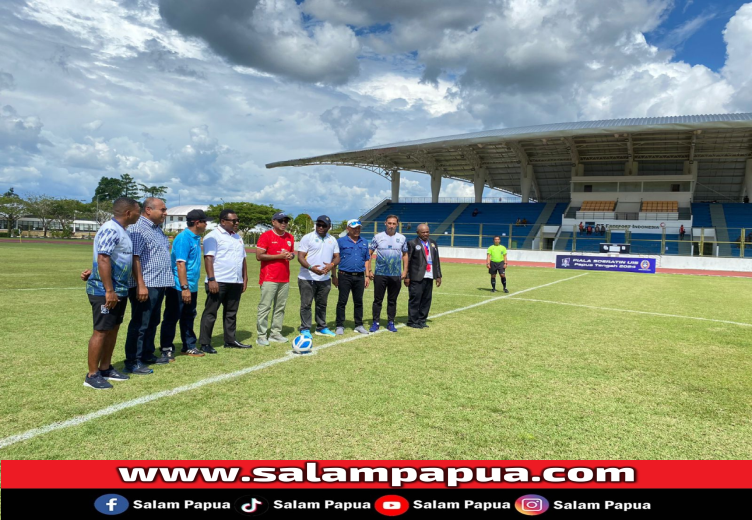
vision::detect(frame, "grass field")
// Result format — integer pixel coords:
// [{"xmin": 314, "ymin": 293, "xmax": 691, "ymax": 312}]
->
[{"xmin": 1, "ymin": 241, "xmax": 751, "ymax": 461}]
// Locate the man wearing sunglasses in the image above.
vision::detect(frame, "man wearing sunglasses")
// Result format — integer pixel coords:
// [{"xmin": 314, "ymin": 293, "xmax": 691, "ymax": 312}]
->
[
  {"xmin": 297, "ymin": 215, "xmax": 340, "ymax": 338},
  {"xmin": 159, "ymin": 209, "xmax": 211, "ymax": 362},
  {"xmin": 255, "ymin": 211, "xmax": 295, "ymax": 346},
  {"xmin": 199, "ymin": 208, "xmax": 251, "ymax": 352}
]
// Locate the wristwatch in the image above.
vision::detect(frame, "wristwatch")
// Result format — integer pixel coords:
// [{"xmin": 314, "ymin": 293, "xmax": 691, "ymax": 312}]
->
[
  {"xmin": 207, "ymin": 277, "xmax": 216, "ymax": 282},
  {"xmin": 181, "ymin": 284, "xmax": 189, "ymax": 290}
]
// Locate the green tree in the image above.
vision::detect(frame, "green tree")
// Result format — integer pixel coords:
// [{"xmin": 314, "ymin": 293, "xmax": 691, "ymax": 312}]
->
[
  {"xmin": 330, "ymin": 219, "xmax": 348, "ymax": 236},
  {"xmin": 50, "ymin": 198, "xmax": 88, "ymax": 237},
  {"xmin": 291, "ymin": 213, "xmax": 313, "ymax": 236},
  {"xmin": 93, "ymin": 176, "xmax": 125, "ymax": 203},
  {"xmin": 120, "ymin": 173, "xmax": 139, "ymax": 199},
  {"xmin": 25, "ymin": 194, "xmax": 56, "ymax": 237},
  {"xmin": 206, "ymin": 202, "xmax": 281, "ymax": 236},
  {"xmin": 0, "ymin": 188, "xmax": 26, "ymax": 235},
  {"xmin": 138, "ymin": 184, "xmax": 168, "ymax": 201}
]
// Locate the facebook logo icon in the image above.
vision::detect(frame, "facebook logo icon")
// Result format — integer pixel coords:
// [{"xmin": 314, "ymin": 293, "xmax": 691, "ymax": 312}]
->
[{"xmin": 94, "ymin": 494, "xmax": 129, "ymax": 515}]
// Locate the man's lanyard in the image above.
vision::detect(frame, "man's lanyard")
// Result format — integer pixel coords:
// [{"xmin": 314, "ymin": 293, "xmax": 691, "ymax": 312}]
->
[{"xmin": 420, "ymin": 239, "xmax": 432, "ymax": 272}]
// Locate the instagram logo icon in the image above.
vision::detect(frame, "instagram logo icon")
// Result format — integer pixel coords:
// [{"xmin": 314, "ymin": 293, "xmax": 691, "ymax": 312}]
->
[{"xmin": 515, "ymin": 494, "xmax": 549, "ymax": 515}]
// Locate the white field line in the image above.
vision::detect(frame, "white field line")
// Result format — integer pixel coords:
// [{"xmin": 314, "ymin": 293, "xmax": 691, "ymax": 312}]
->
[
  {"xmin": 507, "ymin": 297, "xmax": 752, "ymax": 328},
  {"xmin": 0, "ymin": 272, "xmax": 587, "ymax": 450}
]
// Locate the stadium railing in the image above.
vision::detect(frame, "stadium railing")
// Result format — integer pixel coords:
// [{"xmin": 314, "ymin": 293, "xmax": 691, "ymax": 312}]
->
[{"xmin": 358, "ymin": 222, "xmax": 752, "ymax": 258}]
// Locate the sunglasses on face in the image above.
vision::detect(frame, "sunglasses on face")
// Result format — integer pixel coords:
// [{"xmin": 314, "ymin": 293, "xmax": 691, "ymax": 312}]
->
[
  {"xmin": 223, "ymin": 218, "xmax": 240, "ymax": 223},
  {"xmin": 316, "ymin": 222, "xmax": 329, "ymax": 227}
]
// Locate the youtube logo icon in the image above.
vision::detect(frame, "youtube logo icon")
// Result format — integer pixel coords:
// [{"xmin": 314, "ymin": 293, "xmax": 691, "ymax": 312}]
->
[{"xmin": 375, "ymin": 495, "xmax": 410, "ymax": 516}]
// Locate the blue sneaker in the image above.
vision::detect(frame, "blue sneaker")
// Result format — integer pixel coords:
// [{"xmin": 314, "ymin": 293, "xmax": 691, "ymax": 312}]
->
[
  {"xmin": 369, "ymin": 322, "xmax": 380, "ymax": 332},
  {"xmin": 300, "ymin": 329, "xmax": 313, "ymax": 340},
  {"xmin": 315, "ymin": 328, "xmax": 336, "ymax": 337},
  {"xmin": 387, "ymin": 321, "xmax": 398, "ymax": 333}
]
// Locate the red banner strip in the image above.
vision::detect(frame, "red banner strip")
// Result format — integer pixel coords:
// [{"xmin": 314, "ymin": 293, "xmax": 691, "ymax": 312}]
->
[{"xmin": 2, "ymin": 460, "xmax": 751, "ymax": 489}]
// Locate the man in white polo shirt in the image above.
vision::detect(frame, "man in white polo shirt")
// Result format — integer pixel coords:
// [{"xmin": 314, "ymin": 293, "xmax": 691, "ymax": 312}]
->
[
  {"xmin": 297, "ymin": 215, "xmax": 340, "ymax": 338},
  {"xmin": 198, "ymin": 208, "xmax": 250, "ymax": 352}
]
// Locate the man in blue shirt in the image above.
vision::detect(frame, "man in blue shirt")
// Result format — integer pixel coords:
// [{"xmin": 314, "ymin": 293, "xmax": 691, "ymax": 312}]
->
[
  {"xmin": 84, "ymin": 197, "xmax": 141, "ymax": 389},
  {"xmin": 332, "ymin": 219, "xmax": 372, "ymax": 335},
  {"xmin": 159, "ymin": 209, "xmax": 210, "ymax": 362},
  {"xmin": 124, "ymin": 197, "xmax": 172, "ymax": 374}
]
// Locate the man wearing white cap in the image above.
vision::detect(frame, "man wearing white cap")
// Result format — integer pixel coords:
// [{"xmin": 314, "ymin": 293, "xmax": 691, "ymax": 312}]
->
[{"xmin": 332, "ymin": 219, "xmax": 372, "ymax": 335}]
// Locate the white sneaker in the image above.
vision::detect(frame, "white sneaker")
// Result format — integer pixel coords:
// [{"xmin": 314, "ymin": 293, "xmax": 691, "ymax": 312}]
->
[
  {"xmin": 335, "ymin": 326, "xmax": 345, "ymax": 335},
  {"xmin": 268, "ymin": 334, "xmax": 288, "ymax": 343},
  {"xmin": 256, "ymin": 337, "xmax": 270, "ymax": 346},
  {"xmin": 354, "ymin": 325, "xmax": 370, "ymax": 334}
]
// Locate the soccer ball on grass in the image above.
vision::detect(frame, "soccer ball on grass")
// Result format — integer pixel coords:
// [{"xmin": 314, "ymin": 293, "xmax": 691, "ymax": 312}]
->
[{"xmin": 292, "ymin": 334, "xmax": 313, "ymax": 354}]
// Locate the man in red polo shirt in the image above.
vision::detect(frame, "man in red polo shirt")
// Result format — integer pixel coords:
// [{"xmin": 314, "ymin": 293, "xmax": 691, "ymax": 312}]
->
[{"xmin": 255, "ymin": 212, "xmax": 295, "ymax": 346}]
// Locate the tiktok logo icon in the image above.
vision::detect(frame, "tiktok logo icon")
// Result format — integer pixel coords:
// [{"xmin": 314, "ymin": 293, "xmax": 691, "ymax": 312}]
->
[{"xmin": 234, "ymin": 495, "xmax": 270, "ymax": 516}]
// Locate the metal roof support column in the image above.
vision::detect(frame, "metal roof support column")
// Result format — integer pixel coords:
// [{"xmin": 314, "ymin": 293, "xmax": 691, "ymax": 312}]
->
[
  {"xmin": 431, "ymin": 170, "xmax": 442, "ymax": 203},
  {"xmin": 520, "ymin": 165, "xmax": 533, "ymax": 204},
  {"xmin": 687, "ymin": 160, "xmax": 698, "ymax": 195},
  {"xmin": 473, "ymin": 168, "xmax": 487, "ymax": 203},
  {"xmin": 391, "ymin": 169, "xmax": 400, "ymax": 203},
  {"xmin": 742, "ymin": 159, "xmax": 752, "ymax": 201},
  {"xmin": 508, "ymin": 141, "xmax": 539, "ymax": 202}
]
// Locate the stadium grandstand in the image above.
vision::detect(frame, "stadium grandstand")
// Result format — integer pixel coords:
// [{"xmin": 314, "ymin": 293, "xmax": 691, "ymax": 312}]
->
[{"xmin": 268, "ymin": 114, "xmax": 752, "ymax": 258}]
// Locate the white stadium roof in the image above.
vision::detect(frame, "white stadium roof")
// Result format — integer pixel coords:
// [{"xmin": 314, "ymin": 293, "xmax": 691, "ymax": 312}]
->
[{"xmin": 267, "ymin": 113, "xmax": 752, "ymax": 202}]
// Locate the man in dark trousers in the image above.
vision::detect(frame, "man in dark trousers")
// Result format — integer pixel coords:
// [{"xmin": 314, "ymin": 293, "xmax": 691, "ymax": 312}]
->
[
  {"xmin": 404, "ymin": 224, "xmax": 442, "ymax": 329},
  {"xmin": 199, "ymin": 208, "xmax": 250, "ymax": 353}
]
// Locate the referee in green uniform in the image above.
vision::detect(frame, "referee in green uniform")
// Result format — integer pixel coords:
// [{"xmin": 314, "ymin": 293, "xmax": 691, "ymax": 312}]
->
[{"xmin": 486, "ymin": 236, "xmax": 508, "ymax": 293}]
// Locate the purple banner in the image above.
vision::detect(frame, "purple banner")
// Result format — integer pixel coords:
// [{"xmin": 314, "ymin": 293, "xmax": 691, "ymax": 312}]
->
[{"xmin": 556, "ymin": 255, "xmax": 656, "ymax": 273}]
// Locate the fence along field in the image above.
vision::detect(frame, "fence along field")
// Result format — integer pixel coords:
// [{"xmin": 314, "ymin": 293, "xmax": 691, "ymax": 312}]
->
[{"xmin": 1, "ymin": 241, "xmax": 751, "ymax": 459}]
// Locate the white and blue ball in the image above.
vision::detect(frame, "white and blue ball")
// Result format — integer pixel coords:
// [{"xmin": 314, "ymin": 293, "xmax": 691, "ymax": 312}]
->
[{"xmin": 292, "ymin": 334, "xmax": 313, "ymax": 354}]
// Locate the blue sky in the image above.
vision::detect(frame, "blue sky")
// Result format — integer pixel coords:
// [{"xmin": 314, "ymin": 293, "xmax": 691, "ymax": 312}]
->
[
  {"xmin": 0, "ymin": 0, "xmax": 750, "ymax": 221},
  {"xmin": 647, "ymin": 0, "xmax": 747, "ymax": 70}
]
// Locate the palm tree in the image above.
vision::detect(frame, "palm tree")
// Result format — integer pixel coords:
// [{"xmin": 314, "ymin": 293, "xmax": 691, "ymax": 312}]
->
[{"xmin": 138, "ymin": 184, "xmax": 168, "ymax": 200}]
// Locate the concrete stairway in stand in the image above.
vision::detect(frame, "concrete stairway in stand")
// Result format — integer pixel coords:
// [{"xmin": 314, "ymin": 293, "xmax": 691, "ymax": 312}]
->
[
  {"xmin": 709, "ymin": 204, "xmax": 732, "ymax": 256},
  {"xmin": 434, "ymin": 203, "xmax": 469, "ymax": 235},
  {"xmin": 521, "ymin": 202, "xmax": 556, "ymax": 249}
]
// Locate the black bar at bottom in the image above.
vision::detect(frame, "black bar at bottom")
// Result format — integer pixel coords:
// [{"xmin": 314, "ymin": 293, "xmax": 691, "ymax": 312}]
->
[{"xmin": 2, "ymin": 488, "xmax": 747, "ymax": 518}]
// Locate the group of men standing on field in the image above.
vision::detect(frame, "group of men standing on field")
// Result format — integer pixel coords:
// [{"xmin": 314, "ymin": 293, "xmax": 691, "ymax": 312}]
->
[
  {"xmin": 84, "ymin": 197, "xmax": 252, "ymax": 389},
  {"xmin": 84, "ymin": 200, "xmax": 514, "ymax": 390}
]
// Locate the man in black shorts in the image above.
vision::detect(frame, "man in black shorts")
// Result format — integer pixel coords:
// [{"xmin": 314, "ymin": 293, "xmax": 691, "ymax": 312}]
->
[
  {"xmin": 486, "ymin": 235, "xmax": 509, "ymax": 293},
  {"xmin": 84, "ymin": 197, "xmax": 141, "ymax": 389}
]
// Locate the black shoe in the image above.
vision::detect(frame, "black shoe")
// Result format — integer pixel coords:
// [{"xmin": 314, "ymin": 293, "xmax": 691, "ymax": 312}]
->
[
  {"xmin": 141, "ymin": 355, "xmax": 158, "ymax": 364},
  {"xmin": 200, "ymin": 345, "xmax": 217, "ymax": 354},
  {"xmin": 420, "ymin": 323, "xmax": 429, "ymax": 328},
  {"xmin": 491, "ymin": 288, "xmax": 496, "ymax": 293},
  {"xmin": 406, "ymin": 324, "xmax": 422, "ymax": 329},
  {"xmin": 224, "ymin": 340, "xmax": 252, "ymax": 349},
  {"xmin": 100, "ymin": 366, "xmax": 130, "ymax": 381},
  {"xmin": 156, "ymin": 351, "xmax": 175, "ymax": 364},
  {"xmin": 123, "ymin": 361, "xmax": 154, "ymax": 375},
  {"xmin": 503, "ymin": 288, "xmax": 509, "ymax": 293},
  {"xmin": 84, "ymin": 372, "xmax": 113, "ymax": 389}
]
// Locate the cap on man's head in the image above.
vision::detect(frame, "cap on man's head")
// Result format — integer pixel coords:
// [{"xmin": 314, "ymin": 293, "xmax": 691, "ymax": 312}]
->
[
  {"xmin": 315, "ymin": 215, "xmax": 331, "ymax": 227},
  {"xmin": 347, "ymin": 219, "xmax": 362, "ymax": 228},
  {"xmin": 273, "ymin": 212, "xmax": 290, "ymax": 222},
  {"xmin": 186, "ymin": 209, "xmax": 212, "ymax": 222}
]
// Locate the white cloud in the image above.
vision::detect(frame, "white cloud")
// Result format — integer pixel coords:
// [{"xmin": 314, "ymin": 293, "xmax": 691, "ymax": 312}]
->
[
  {"xmin": 346, "ymin": 73, "xmax": 459, "ymax": 116},
  {"xmin": 2, "ymin": 0, "xmax": 752, "ymax": 219},
  {"xmin": 82, "ymin": 120, "xmax": 103, "ymax": 131},
  {"xmin": 442, "ymin": 180, "xmax": 475, "ymax": 198},
  {"xmin": 320, "ymin": 106, "xmax": 379, "ymax": 150},
  {"xmin": 722, "ymin": 3, "xmax": 752, "ymax": 110}
]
